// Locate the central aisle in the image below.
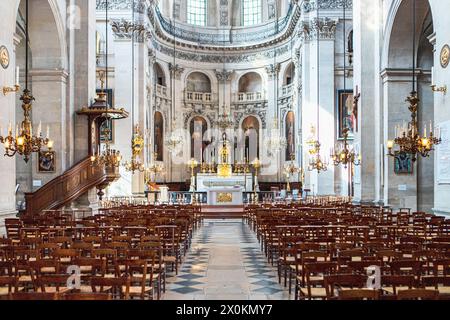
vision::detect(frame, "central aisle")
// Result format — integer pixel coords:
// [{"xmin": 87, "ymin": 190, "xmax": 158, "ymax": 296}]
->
[{"xmin": 164, "ymin": 219, "xmax": 290, "ymax": 300}]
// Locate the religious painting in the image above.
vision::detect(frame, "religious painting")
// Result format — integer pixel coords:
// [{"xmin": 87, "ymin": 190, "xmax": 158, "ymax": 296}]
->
[
  {"xmin": 394, "ymin": 152, "xmax": 413, "ymax": 175},
  {"xmin": 337, "ymin": 90, "xmax": 355, "ymax": 140},
  {"xmin": 190, "ymin": 116, "xmax": 208, "ymax": 160},
  {"xmin": 154, "ymin": 111, "xmax": 164, "ymax": 162},
  {"xmin": 38, "ymin": 151, "xmax": 56, "ymax": 173},
  {"xmin": 285, "ymin": 111, "xmax": 295, "ymax": 160},
  {"xmin": 97, "ymin": 89, "xmax": 114, "ymax": 143},
  {"xmin": 242, "ymin": 116, "xmax": 260, "ymax": 161}
]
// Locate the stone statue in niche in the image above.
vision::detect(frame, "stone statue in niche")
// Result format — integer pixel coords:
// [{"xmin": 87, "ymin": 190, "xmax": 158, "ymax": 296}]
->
[{"xmin": 268, "ymin": 4, "xmax": 276, "ymax": 19}]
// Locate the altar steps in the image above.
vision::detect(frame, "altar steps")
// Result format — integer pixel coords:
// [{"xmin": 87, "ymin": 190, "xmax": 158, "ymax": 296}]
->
[{"xmin": 201, "ymin": 205, "xmax": 244, "ymax": 219}]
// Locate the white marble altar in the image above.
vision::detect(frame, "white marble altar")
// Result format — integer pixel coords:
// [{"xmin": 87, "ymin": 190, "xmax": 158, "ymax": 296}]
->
[
  {"xmin": 196, "ymin": 174, "xmax": 253, "ymax": 192},
  {"xmin": 206, "ymin": 187, "xmax": 244, "ymax": 206}
]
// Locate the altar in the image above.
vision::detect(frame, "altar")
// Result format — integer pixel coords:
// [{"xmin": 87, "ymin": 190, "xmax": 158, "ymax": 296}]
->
[{"xmin": 196, "ymin": 174, "xmax": 253, "ymax": 206}]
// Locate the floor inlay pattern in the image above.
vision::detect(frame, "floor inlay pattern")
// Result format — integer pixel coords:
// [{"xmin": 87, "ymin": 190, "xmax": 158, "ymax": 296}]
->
[{"xmin": 163, "ymin": 219, "xmax": 291, "ymax": 300}]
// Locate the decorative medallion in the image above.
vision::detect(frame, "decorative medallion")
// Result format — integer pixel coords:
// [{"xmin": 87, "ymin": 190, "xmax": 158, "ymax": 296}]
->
[
  {"xmin": 0, "ymin": 46, "xmax": 10, "ymax": 69},
  {"xmin": 217, "ymin": 192, "xmax": 233, "ymax": 203},
  {"xmin": 440, "ymin": 44, "xmax": 450, "ymax": 68}
]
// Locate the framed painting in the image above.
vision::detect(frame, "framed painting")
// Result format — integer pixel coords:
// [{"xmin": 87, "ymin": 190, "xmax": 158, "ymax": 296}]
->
[
  {"xmin": 97, "ymin": 88, "xmax": 114, "ymax": 143},
  {"xmin": 337, "ymin": 89, "xmax": 355, "ymax": 140},
  {"xmin": 394, "ymin": 152, "xmax": 413, "ymax": 175},
  {"xmin": 38, "ymin": 151, "xmax": 56, "ymax": 173}
]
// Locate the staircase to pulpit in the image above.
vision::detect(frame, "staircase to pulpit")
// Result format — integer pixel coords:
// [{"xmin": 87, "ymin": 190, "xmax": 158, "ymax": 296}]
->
[{"xmin": 23, "ymin": 157, "xmax": 120, "ymax": 216}]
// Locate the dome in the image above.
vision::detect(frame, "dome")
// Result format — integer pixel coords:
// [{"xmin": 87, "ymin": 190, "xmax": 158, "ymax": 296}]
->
[{"xmin": 157, "ymin": 0, "xmax": 293, "ymax": 28}]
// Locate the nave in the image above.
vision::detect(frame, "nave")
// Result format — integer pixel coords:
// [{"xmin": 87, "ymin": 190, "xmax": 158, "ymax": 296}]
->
[
  {"xmin": 164, "ymin": 220, "xmax": 288, "ymax": 300},
  {"xmin": 1, "ymin": 199, "xmax": 449, "ymax": 300}
]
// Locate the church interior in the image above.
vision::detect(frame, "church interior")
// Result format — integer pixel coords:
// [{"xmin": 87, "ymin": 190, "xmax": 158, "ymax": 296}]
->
[{"xmin": 0, "ymin": 0, "xmax": 449, "ymax": 301}]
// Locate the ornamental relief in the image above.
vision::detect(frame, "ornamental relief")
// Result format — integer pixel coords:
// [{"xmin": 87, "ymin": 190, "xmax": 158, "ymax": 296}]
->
[
  {"xmin": 96, "ymin": 0, "xmax": 146, "ymax": 14},
  {"xmin": 110, "ymin": 19, "xmax": 150, "ymax": 42}
]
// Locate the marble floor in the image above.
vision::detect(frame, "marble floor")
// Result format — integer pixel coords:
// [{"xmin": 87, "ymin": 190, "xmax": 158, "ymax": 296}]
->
[{"xmin": 163, "ymin": 219, "xmax": 292, "ymax": 300}]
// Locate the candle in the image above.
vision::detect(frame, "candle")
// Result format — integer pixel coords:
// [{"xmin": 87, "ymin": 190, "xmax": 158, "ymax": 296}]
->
[
  {"xmin": 38, "ymin": 121, "xmax": 42, "ymax": 137},
  {"xmin": 46, "ymin": 125, "xmax": 50, "ymax": 138},
  {"xmin": 16, "ymin": 66, "xmax": 20, "ymax": 86}
]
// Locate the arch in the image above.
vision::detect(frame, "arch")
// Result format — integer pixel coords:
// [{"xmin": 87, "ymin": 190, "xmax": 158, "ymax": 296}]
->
[
  {"xmin": 15, "ymin": 0, "xmax": 67, "ymax": 70},
  {"xmin": 283, "ymin": 62, "xmax": 295, "ymax": 86},
  {"xmin": 238, "ymin": 72, "xmax": 263, "ymax": 92},
  {"xmin": 189, "ymin": 116, "xmax": 208, "ymax": 160},
  {"xmin": 382, "ymin": 0, "xmax": 433, "ymax": 70},
  {"xmin": 154, "ymin": 62, "xmax": 167, "ymax": 86},
  {"xmin": 154, "ymin": 111, "xmax": 164, "ymax": 161},
  {"xmin": 241, "ymin": 115, "xmax": 261, "ymax": 160},
  {"xmin": 185, "ymin": 71, "xmax": 212, "ymax": 93}
]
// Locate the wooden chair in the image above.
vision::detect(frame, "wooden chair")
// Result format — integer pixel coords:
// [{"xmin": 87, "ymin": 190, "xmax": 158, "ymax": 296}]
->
[
  {"xmin": 324, "ymin": 274, "xmax": 367, "ymax": 300},
  {"xmin": 124, "ymin": 259, "xmax": 153, "ymax": 300},
  {"xmin": 0, "ymin": 276, "xmax": 17, "ymax": 299},
  {"xmin": 298, "ymin": 262, "xmax": 337, "ymax": 300},
  {"xmin": 397, "ymin": 289, "xmax": 439, "ymax": 300},
  {"xmin": 35, "ymin": 274, "xmax": 72, "ymax": 294},
  {"xmin": 91, "ymin": 276, "xmax": 130, "ymax": 300},
  {"xmin": 380, "ymin": 275, "xmax": 416, "ymax": 298}
]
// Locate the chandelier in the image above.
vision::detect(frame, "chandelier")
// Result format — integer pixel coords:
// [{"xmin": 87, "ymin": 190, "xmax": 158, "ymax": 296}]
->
[
  {"xmin": 308, "ymin": 144, "xmax": 328, "ymax": 173},
  {"xmin": 0, "ymin": 0, "xmax": 52, "ymax": 163},
  {"xmin": 165, "ymin": 119, "xmax": 184, "ymax": 154},
  {"xmin": 124, "ymin": 124, "xmax": 145, "ymax": 173},
  {"xmin": 216, "ymin": 107, "xmax": 234, "ymax": 132},
  {"xmin": 91, "ymin": 132, "xmax": 122, "ymax": 168},
  {"xmin": 265, "ymin": 118, "xmax": 287, "ymax": 155},
  {"xmin": 331, "ymin": 127, "xmax": 361, "ymax": 168},
  {"xmin": 144, "ymin": 152, "xmax": 165, "ymax": 183},
  {"xmin": 387, "ymin": 92, "xmax": 441, "ymax": 162},
  {"xmin": 0, "ymin": 90, "xmax": 53, "ymax": 163},
  {"xmin": 387, "ymin": 0, "xmax": 441, "ymax": 162}
]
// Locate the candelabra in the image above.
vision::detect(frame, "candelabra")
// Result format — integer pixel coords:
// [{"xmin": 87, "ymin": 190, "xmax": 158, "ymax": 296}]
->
[
  {"xmin": 252, "ymin": 157, "xmax": 261, "ymax": 193},
  {"xmin": 124, "ymin": 124, "xmax": 145, "ymax": 173},
  {"xmin": 91, "ymin": 137, "xmax": 122, "ymax": 168},
  {"xmin": 330, "ymin": 127, "xmax": 361, "ymax": 168},
  {"xmin": 144, "ymin": 152, "xmax": 165, "ymax": 183},
  {"xmin": 283, "ymin": 154, "xmax": 300, "ymax": 192},
  {"xmin": 308, "ymin": 143, "xmax": 329, "ymax": 173},
  {"xmin": 0, "ymin": 89, "xmax": 53, "ymax": 163},
  {"xmin": 188, "ymin": 158, "xmax": 198, "ymax": 192},
  {"xmin": 387, "ymin": 92, "xmax": 441, "ymax": 162}
]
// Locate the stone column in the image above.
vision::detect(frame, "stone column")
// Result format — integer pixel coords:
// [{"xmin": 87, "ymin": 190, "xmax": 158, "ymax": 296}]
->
[
  {"xmin": 0, "ymin": 0, "xmax": 20, "ymax": 233},
  {"xmin": 353, "ymin": 0, "xmax": 381, "ymax": 204},
  {"xmin": 71, "ymin": 0, "xmax": 99, "ymax": 212}
]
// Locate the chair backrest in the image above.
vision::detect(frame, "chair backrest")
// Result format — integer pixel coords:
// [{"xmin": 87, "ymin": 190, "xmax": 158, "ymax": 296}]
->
[
  {"xmin": 91, "ymin": 276, "xmax": 130, "ymax": 300},
  {"xmin": 397, "ymin": 289, "xmax": 439, "ymax": 300},
  {"xmin": 324, "ymin": 274, "xmax": 367, "ymax": 299},
  {"xmin": 63, "ymin": 293, "xmax": 112, "ymax": 300},
  {"xmin": 338, "ymin": 289, "xmax": 380, "ymax": 300},
  {"xmin": 9, "ymin": 292, "xmax": 59, "ymax": 300}
]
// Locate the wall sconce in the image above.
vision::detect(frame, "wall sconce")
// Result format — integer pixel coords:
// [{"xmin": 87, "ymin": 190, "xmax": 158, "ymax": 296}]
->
[
  {"xmin": 3, "ymin": 66, "xmax": 20, "ymax": 96},
  {"xmin": 431, "ymin": 67, "xmax": 447, "ymax": 95}
]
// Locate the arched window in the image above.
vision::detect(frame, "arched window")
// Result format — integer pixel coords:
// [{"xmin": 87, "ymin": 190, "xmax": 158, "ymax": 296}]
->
[
  {"xmin": 187, "ymin": 0, "xmax": 207, "ymax": 26},
  {"xmin": 242, "ymin": 0, "xmax": 261, "ymax": 26}
]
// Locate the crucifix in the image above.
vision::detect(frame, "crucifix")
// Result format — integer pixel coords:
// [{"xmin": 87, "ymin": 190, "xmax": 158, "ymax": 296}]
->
[{"xmin": 353, "ymin": 85, "xmax": 361, "ymax": 132}]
